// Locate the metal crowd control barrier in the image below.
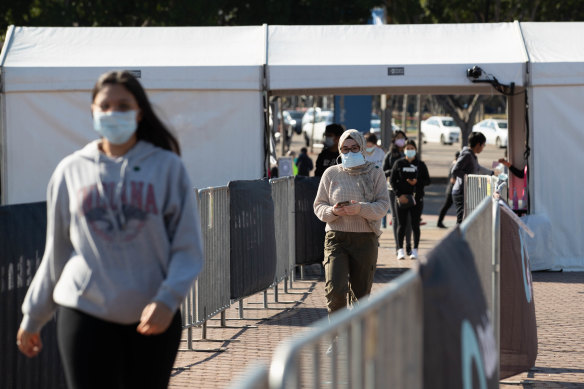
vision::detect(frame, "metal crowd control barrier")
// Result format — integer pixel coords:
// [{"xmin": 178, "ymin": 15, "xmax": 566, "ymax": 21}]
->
[
  {"xmin": 268, "ymin": 270, "xmax": 423, "ymax": 389},
  {"xmin": 232, "ymin": 195, "xmax": 502, "ymax": 388},
  {"xmin": 229, "ymin": 364, "xmax": 269, "ymax": 389},
  {"xmin": 270, "ymin": 177, "xmax": 296, "ymax": 300},
  {"xmin": 465, "ymin": 174, "xmax": 507, "ymax": 217},
  {"xmin": 460, "ymin": 195, "xmax": 501, "ymax": 380},
  {"xmin": 181, "ymin": 186, "xmax": 231, "ymax": 348},
  {"xmin": 0, "ymin": 202, "xmax": 67, "ymax": 389}
]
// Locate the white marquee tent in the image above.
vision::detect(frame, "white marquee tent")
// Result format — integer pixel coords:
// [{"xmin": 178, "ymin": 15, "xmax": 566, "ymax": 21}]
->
[
  {"xmin": 1, "ymin": 22, "xmax": 583, "ymax": 270},
  {"xmin": 520, "ymin": 22, "xmax": 584, "ymax": 271},
  {"xmin": 0, "ymin": 26, "xmax": 267, "ymax": 205}
]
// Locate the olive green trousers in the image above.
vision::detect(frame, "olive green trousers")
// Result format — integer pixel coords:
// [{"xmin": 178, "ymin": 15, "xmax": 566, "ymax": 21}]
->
[{"xmin": 323, "ymin": 230, "xmax": 379, "ymax": 314}]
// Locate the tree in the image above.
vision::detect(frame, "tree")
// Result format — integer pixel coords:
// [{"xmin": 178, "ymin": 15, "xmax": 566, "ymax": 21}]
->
[{"xmin": 435, "ymin": 95, "xmax": 485, "ymax": 147}]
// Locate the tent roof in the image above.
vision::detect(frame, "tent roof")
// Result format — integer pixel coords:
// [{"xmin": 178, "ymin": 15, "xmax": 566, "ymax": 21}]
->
[
  {"xmin": 267, "ymin": 23, "xmax": 529, "ymax": 95},
  {"xmin": 3, "ymin": 22, "xmax": 584, "ymax": 93},
  {"xmin": 0, "ymin": 26, "xmax": 266, "ymax": 91},
  {"xmin": 520, "ymin": 22, "xmax": 584, "ymax": 86}
]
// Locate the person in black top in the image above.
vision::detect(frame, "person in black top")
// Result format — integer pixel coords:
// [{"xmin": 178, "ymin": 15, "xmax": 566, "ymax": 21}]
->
[
  {"xmin": 296, "ymin": 147, "xmax": 314, "ymax": 176},
  {"xmin": 382, "ymin": 130, "xmax": 412, "ymax": 255},
  {"xmin": 437, "ymin": 151, "xmax": 460, "ymax": 228},
  {"xmin": 451, "ymin": 132, "xmax": 493, "ymax": 224},
  {"xmin": 314, "ymin": 124, "xmax": 344, "ymax": 176},
  {"xmin": 390, "ymin": 140, "xmax": 431, "ymax": 260},
  {"xmin": 498, "ymin": 158, "xmax": 525, "ymax": 178}
]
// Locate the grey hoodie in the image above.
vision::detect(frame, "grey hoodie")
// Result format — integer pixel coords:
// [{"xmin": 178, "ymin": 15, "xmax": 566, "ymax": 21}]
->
[
  {"xmin": 451, "ymin": 146, "xmax": 493, "ymax": 195},
  {"xmin": 21, "ymin": 140, "xmax": 204, "ymax": 333}
]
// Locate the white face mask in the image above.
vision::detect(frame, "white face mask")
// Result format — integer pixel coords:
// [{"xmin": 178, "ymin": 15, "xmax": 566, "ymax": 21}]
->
[
  {"xmin": 405, "ymin": 149, "xmax": 417, "ymax": 159},
  {"xmin": 341, "ymin": 151, "xmax": 366, "ymax": 168},
  {"xmin": 365, "ymin": 146, "xmax": 375, "ymax": 153},
  {"xmin": 93, "ymin": 110, "xmax": 138, "ymax": 145}
]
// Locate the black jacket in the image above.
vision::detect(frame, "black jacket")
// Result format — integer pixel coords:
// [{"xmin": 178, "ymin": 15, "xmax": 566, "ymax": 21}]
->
[
  {"xmin": 314, "ymin": 148, "xmax": 339, "ymax": 177},
  {"xmin": 390, "ymin": 157, "xmax": 431, "ymax": 200},
  {"xmin": 451, "ymin": 146, "xmax": 492, "ymax": 195},
  {"xmin": 382, "ymin": 148, "xmax": 403, "ymax": 178},
  {"xmin": 296, "ymin": 152, "xmax": 313, "ymax": 176}
]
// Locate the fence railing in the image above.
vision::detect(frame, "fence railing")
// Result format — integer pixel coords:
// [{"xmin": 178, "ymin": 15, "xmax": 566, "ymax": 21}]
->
[
  {"xmin": 268, "ymin": 270, "xmax": 422, "ymax": 389},
  {"xmin": 233, "ymin": 197, "xmax": 501, "ymax": 389},
  {"xmin": 461, "ymin": 196, "xmax": 501, "ymax": 381},
  {"xmin": 180, "ymin": 186, "xmax": 232, "ymax": 348},
  {"xmin": 270, "ymin": 176, "xmax": 296, "ymax": 293},
  {"xmin": 465, "ymin": 174, "xmax": 507, "ymax": 217},
  {"xmin": 3, "ymin": 176, "xmax": 503, "ymax": 389}
]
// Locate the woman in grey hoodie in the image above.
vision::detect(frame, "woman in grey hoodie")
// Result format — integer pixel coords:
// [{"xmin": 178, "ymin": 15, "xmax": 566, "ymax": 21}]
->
[{"xmin": 16, "ymin": 71, "xmax": 204, "ymax": 389}]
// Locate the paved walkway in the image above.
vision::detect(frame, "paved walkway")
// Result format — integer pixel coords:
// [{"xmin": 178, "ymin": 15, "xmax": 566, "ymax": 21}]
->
[{"xmin": 169, "ymin": 214, "xmax": 584, "ymax": 388}]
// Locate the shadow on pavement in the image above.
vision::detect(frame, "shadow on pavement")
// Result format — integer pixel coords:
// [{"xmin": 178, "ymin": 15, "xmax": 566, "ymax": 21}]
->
[{"xmin": 532, "ymin": 272, "xmax": 584, "ymax": 284}]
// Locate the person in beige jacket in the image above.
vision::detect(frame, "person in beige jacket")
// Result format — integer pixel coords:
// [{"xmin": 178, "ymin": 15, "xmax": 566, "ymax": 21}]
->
[{"xmin": 314, "ymin": 129, "xmax": 390, "ymax": 314}]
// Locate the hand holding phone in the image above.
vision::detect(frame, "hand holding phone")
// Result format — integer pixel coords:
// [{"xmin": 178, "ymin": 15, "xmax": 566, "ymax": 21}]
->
[{"xmin": 337, "ymin": 201, "xmax": 351, "ymax": 207}]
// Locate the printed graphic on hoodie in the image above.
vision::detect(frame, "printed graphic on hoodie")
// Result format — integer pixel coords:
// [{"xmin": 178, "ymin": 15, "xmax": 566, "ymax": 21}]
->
[{"xmin": 79, "ymin": 181, "xmax": 159, "ymax": 242}]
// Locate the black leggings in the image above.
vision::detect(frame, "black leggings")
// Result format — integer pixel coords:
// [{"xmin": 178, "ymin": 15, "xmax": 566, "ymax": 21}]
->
[
  {"xmin": 397, "ymin": 199, "xmax": 424, "ymax": 249},
  {"xmin": 57, "ymin": 307, "xmax": 182, "ymax": 389}
]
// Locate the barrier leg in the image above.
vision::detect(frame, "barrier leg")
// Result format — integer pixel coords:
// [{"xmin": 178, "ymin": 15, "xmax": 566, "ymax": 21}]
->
[
  {"xmin": 274, "ymin": 283, "xmax": 279, "ymax": 303},
  {"xmin": 239, "ymin": 299, "xmax": 244, "ymax": 319},
  {"xmin": 264, "ymin": 290, "xmax": 269, "ymax": 309}
]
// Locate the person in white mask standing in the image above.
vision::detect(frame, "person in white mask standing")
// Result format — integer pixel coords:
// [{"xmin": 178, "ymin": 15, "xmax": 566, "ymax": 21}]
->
[
  {"xmin": 390, "ymin": 140, "xmax": 431, "ymax": 260},
  {"xmin": 313, "ymin": 129, "xmax": 390, "ymax": 315},
  {"xmin": 363, "ymin": 132, "xmax": 386, "ymax": 167},
  {"xmin": 16, "ymin": 70, "xmax": 204, "ymax": 389}
]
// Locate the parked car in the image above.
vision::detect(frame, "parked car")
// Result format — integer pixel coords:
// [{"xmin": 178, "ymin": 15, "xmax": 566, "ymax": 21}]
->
[
  {"xmin": 472, "ymin": 118, "xmax": 508, "ymax": 148},
  {"xmin": 301, "ymin": 107, "xmax": 321, "ymax": 127},
  {"xmin": 302, "ymin": 110, "xmax": 334, "ymax": 146},
  {"xmin": 421, "ymin": 116, "xmax": 460, "ymax": 145},
  {"xmin": 285, "ymin": 110, "xmax": 304, "ymax": 135}
]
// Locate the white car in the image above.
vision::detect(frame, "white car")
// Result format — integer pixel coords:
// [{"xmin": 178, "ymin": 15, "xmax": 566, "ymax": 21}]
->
[
  {"xmin": 472, "ymin": 118, "xmax": 508, "ymax": 148},
  {"xmin": 421, "ymin": 116, "xmax": 461, "ymax": 145},
  {"xmin": 302, "ymin": 110, "xmax": 334, "ymax": 145}
]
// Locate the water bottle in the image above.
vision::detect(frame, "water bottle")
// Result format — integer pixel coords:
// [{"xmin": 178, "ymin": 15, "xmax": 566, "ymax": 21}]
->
[
  {"xmin": 512, "ymin": 188, "xmax": 519, "ymax": 210},
  {"xmin": 522, "ymin": 189, "xmax": 528, "ymax": 209}
]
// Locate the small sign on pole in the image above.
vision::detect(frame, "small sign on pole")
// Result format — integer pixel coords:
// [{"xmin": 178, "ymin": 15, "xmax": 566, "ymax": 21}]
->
[{"xmin": 277, "ymin": 157, "xmax": 293, "ymax": 177}]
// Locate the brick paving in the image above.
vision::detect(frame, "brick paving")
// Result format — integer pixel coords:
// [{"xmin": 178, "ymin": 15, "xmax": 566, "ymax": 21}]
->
[{"xmin": 169, "ymin": 214, "xmax": 584, "ymax": 388}]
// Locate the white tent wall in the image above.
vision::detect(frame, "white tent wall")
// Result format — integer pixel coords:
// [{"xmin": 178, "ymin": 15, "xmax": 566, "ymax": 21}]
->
[
  {"xmin": 148, "ymin": 90, "xmax": 264, "ymax": 191},
  {"xmin": 1, "ymin": 90, "xmax": 264, "ymax": 204},
  {"xmin": 0, "ymin": 26, "xmax": 267, "ymax": 205},
  {"xmin": 520, "ymin": 22, "xmax": 584, "ymax": 270},
  {"xmin": 529, "ymin": 86, "xmax": 584, "ymax": 270}
]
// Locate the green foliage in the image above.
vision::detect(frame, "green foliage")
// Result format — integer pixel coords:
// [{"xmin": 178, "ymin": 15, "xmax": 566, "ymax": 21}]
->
[{"xmin": 390, "ymin": 0, "xmax": 584, "ymax": 24}]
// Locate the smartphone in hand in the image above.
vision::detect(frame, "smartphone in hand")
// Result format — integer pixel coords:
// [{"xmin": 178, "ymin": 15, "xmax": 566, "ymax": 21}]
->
[{"xmin": 336, "ymin": 201, "xmax": 351, "ymax": 207}]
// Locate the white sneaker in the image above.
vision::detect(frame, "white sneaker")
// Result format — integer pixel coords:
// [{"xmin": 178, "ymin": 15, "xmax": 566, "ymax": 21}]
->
[
  {"xmin": 410, "ymin": 248, "xmax": 418, "ymax": 259},
  {"xmin": 397, "ymin": 248, "xmax": 405, "ymax": 260}
]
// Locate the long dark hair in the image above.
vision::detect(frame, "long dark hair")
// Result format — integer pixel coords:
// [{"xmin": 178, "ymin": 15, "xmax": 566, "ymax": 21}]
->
[{"xmin": 92, "ymin": 71, "xmax": 181, "ymax": 155}]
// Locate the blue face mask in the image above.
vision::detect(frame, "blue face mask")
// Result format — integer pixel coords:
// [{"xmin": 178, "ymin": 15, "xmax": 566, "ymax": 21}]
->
[
  {"xmin": 93, "ymin": 110, "xmax": 138, "ymax": 145},
  {"xmin": 404, "ymin": 149, "xmax": 417, "ymax": 159},
  {"xmin": 365, "ymin": 146, "xmax": 376, "ymax": 153},
  {"xmin": 341, "ymin": 151, "xmax": 366, "ymax": 168}
]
